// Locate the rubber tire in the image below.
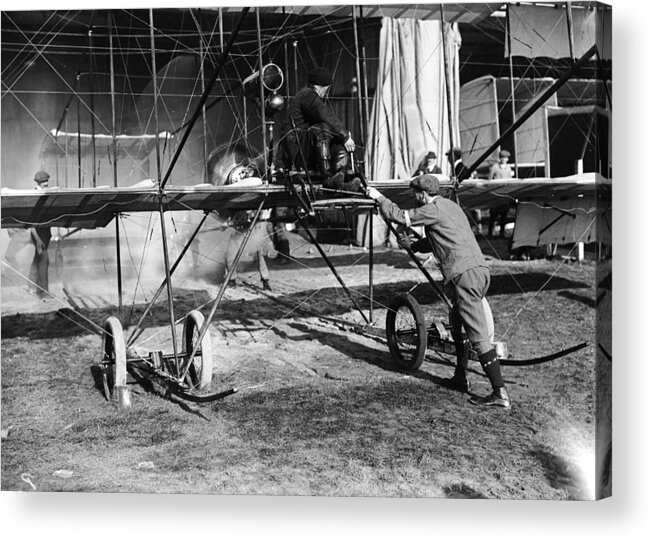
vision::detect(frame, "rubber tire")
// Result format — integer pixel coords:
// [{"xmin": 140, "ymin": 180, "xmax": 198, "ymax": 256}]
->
[
  {"xmin": 102, "ymin": 316, "xmax": 127, "ymax": 401},
  {"xmin": 182, "ymin": 310, "xmax": 214, "ymax": 391},
  {"xmin": 386, "ymin": 293, "xmax": 427, "ymax": 371}
]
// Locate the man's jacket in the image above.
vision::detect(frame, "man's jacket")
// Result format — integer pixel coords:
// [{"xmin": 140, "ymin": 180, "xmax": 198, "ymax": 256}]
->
[
  {"xmin": 377, "ymin": 195, "xmax": 486, "ymax": 283},
  {"xmin": 287, "ymin": 86, "xmax": 349, "ymax": 140}
]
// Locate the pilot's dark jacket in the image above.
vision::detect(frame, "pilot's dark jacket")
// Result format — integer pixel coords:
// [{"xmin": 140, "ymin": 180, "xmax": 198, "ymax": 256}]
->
[
  {"xmin": 278, "ymin": 85, "xmax": 350, "ymax": 176},
  {"xmin": 287, "ymin": 86, "xmax": 349, "ymax": 140}
]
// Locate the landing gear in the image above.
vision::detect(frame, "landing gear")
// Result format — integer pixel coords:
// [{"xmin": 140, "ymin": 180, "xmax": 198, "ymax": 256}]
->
[
  {"xmin": 182, "ymin": 310, "xmax": 213, "ymax": 391},
  {"xmin": 385, "ymin": 293, "xmax": 427, "ymax": 370},
  {"xmin": 101, "ymin": 316, "xmax": 129, "ymax": 408}
]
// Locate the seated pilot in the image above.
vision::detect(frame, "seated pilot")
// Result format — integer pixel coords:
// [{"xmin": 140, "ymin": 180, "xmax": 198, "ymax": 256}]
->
[{"xmin": 278, "ymin": 66, "xmax": 360, "ymax": 193}]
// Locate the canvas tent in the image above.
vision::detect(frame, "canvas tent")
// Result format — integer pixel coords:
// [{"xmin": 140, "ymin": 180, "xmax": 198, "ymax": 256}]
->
[{"xmin": 357, "ymin": 15, "xmax": 461, "ymax": 247}]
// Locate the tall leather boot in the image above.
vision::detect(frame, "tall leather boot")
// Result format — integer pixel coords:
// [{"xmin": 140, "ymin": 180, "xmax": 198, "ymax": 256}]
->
[
  {"xmin": 469, "ymin": 349, "xmax": 511, "ymax": 408},
  {"xmin": 446, "ymin": 336, "xmax": 471, "ymax": 393}
]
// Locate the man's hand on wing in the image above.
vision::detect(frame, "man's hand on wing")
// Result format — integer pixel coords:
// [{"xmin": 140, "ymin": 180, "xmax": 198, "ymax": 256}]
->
[{"xmin": 365, "ymin": 187, "xmax": 382, "ymax": 200}]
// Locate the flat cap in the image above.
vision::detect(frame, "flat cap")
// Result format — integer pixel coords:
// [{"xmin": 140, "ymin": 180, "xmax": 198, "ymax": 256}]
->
[
  {"xmin": 499, "ymin": 149, "xmax": 511, "ymax": 158},
  {"xmin": 308, "ymin": 67, "xmax": 333, "ymax": 86},
  {"xmin": 34, "ymin": 170, "xmax": 50, "ymax": 183},
  {"xmin": 425, "ymin": 151, "xmax": 437, "ymax": 160},
  {"xmin": 410, "ymin": 174, "xmax": 439, "ymax": 195}
]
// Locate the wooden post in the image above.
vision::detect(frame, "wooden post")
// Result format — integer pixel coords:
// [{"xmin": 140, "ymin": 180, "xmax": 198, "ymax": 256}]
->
[
  {"xmin": 565, "ymin": 2, "xmax": 576, "ymax": 59},
  {"xmin": 150, "ymin": 8, "xmax": 180, "ymax": 371},
  {"xmin": 256, "ymin": 8, "xmax": 268, "ymax": 176},
  {"xmin": 88, "ymin": 25, "xmax": 97, "ymax": 187},
  {"xmin": 506, "ymin": 4, "xmax": 519, "ymax": 176},
  {"xmin": 439, "ymin": 5, "xmax": 456, "ymax": 169},
  {"xmin": 352, "ymin": 6, "xmax": 365, "ymax": 149}
]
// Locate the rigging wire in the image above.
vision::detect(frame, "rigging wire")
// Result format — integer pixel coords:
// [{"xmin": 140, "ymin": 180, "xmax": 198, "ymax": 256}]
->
[
  {"xmin": 2, "ymin": 6, "xmax": 609, "ymax": 358},
  {"xmin": 1, "ymin": 10, "xmax": 76, "ymax": 89}
]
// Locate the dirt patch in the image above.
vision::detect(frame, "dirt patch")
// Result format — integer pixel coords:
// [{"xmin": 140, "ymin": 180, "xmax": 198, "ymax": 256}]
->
[{"xmin": 1, "ymin": 236, "xmax": 602, "ymax": 498}]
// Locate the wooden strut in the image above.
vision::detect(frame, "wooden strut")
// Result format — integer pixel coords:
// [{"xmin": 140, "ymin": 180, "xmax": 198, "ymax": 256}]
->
[
  {"xmin": 161, "ymin": 7, "xmax": 251, "ymax": 189},
  {"xmin": 439, "ymin": 4, "xmax": 457, "ymax": 174},
  {"xmin": 170, "ymin": 386, "xmax": 238, "ymax": 403},
  {"xmin": 284, "ymin": 172, "xmax": 316, "ymax": 216},
  {"xmin": 149, "ymin": 8, "xmax": 181, "ymax": 374},
  {"xmin": 356, "ymin": 174, "xmax": 453, "ymax": 311},
  {"xmin": 179, "ymin": 198, "xmax": 267, "ymax": 384},
  {"xmin": 126, "ymin": 212, "xmax": 210, "ymax": 347},
  {"xmin": 127, "ymin": 359, "xmax": 238, "ymax": 402},
  {"xmin": 351, "ymin": 6, "xmax": 365, "ymax": 149},
  {"xmin": 383, "ymin": 219, "xmax": 453, "ymax": 311},
  {"xmin": 294, "ymin": 209, "xmax": 370, "ymax": 326}
]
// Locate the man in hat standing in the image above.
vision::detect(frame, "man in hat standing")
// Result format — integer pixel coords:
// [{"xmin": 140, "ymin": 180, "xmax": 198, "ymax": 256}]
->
[
  {"xmin": 413, "ymin": 151, "xmax": 442, "ymax": 176},
  {"xmin": 365, "ymin": 175, "xmax": 511, "ymax": 408},
  {"xmin": 279, "ymin": 66, "xmax": 359, "ymax": 192},
  {"xmin": 29, "ymin": 170, "xmax": 52, "ymax": 298},
  {"xmin": 446, "ymin": 146, "xmax": 471, "ymax": 182},
  {"xmin": 488, "ymin": 149, "xmax": 514, "ymax": 180},
  {"xmin": 488, "ymin": 150, "xmax": 514, "ymax": 237}
]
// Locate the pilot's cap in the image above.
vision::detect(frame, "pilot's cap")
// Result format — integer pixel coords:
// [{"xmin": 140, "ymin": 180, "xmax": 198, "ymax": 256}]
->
[
  {"xmin": 446, "ymin": 147, "xmax": 462, "ymax": 160},
  {"xmin": 34, "ymin": 170, "xmax": 50, "ymax": 183},
  {"xmin": 410, "ymin": 174, "xmax": 439, "ymax": 195},
  {"xmin": 499, "ymin": 149, "xmax": 511, "ymax": 158},
  {"xmin": 308, "ymin": 67, "xmax": 333, "ymax": 86}
]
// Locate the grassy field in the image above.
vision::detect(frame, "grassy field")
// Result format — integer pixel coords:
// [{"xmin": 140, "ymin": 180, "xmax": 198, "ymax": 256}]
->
[{"xmin": 1, "ymin": 238, "xmax": 606, "ymax": 499}]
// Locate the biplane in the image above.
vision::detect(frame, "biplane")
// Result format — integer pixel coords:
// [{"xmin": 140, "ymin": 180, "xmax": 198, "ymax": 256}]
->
[{"xmin": 1, "ymin": 3, "xmax": 611, "ymax": 409}]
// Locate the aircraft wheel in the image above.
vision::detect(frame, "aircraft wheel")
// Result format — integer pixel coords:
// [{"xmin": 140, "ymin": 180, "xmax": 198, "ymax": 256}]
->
[
  {"xmin": 386, "ymin": 293, "xmax": 427, "ymax": 371},
  {"xmin": 101, "ymin": 316, "xmax": 128, "ymax": 404},
  {"xmin": 182, "ymin": 310, "xmax": 214, "ymax": 391}
]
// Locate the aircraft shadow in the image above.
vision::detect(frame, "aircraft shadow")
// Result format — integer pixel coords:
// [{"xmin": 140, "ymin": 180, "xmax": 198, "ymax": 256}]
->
[
  {"xmin": 1, "ymin": 272, "xmax": 588, "ymax": 340},
  {"xmin": 557, "ymin": 290, "xmax": 596, "ymax": 308}
]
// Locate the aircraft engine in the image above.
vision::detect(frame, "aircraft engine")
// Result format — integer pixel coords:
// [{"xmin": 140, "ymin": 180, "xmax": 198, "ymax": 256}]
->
[{"xmin": 205, "ymin": 143, "xmax": 262, "ymax": 186}]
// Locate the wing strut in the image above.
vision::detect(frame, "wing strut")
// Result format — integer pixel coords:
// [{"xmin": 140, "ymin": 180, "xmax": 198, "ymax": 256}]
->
[
  {"xmin": 294, "ymin": 209, "xmax": 370, "ymax": 326},
  {"xmin": 161, "ymin": 7, "xmax": 251, "ymax": 189},
  {"xmin": 127, "ymin": 212, "xmax": 211, "ymax": 347},
  {"xmin": 357, "ymin": 173, "xmax": 453, "ymax": 311},
  {"xmin": 179, "ymin": 198, "xmax": 267, "ymax": 383}
]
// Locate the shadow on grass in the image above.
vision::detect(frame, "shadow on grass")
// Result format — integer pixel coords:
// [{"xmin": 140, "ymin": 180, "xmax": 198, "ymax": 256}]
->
[
  {"xmin": 531, "ymin": 446, "xmax": 585, "ymax": 500},
  {"xmin": 280, "ymin": 321, "xmax": 457, "ymax": 378},
  {"xmin": 2, "ymin": 270, "xmax": 589, "ymax": 340},
  {"xmin": 557, "ymin": 290, "xmax": 595, "ymax": 308}
]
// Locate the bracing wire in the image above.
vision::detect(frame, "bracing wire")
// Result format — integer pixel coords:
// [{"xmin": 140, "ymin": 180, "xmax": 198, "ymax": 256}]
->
[{"xmin": 3, "ymin": 6, "xmax": 608, "ymax": 361}]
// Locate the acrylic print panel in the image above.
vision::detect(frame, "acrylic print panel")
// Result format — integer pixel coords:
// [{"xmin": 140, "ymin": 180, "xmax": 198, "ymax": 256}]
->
[{"xmin": 1, "ymin": 1, "xmax": 611, "ymax": 500}]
